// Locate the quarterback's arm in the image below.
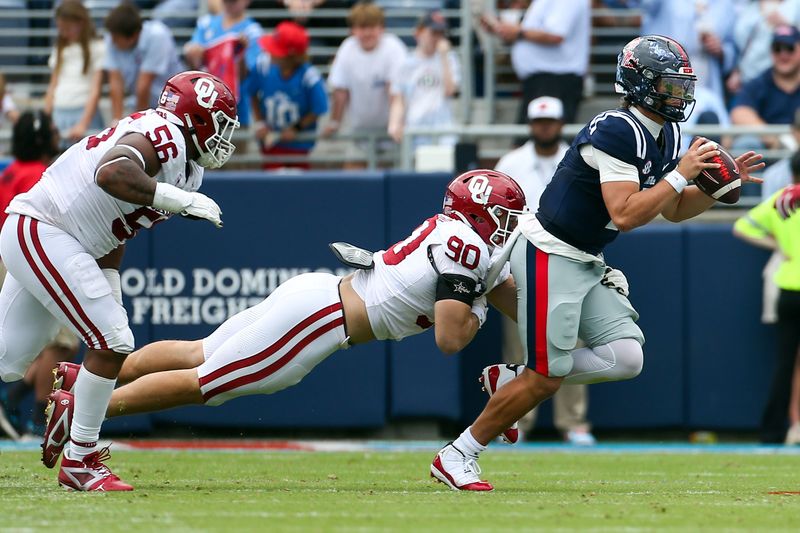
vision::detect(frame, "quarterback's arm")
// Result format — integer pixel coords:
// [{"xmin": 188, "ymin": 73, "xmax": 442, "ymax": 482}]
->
[
  {"xmin": 601, "ymin": 139, "xmax": 720, "ymax": 230},
  {"xmin": 433, "ymin": 299, "xmax": 480, "ymax": 355},
  {"xmin": 659, "ymin": 186, "xmax": 716, "ymax": 222}
]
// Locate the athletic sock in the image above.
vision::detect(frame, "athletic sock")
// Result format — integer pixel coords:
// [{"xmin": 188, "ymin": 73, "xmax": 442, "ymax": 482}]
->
[
  {"xmin": 68, "ymin": 366, "xmax": 116, "ymax": 460},
  {"xmin": 452, "ymin": 426, "xmax": 487, "ymax": 458}
]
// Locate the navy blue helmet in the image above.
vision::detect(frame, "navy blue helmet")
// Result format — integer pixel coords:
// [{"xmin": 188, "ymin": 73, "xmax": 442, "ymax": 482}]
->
[{"xmin": 615, "ymin": 35, "xmax": 697, "ymax": 122}]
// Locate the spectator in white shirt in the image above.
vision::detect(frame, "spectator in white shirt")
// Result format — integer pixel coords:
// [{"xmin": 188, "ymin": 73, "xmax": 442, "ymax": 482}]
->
[
  {"xmin": 0, "ymin": 73, "xmax": 19, "ymax": 130},
  {"xmin": 44, "ymin": 0, "xmax": 105, "ymax": 148},
  {"xmin": 495, "ymin": 96, "xmax": 596, "ymax": 446},
  {"xmin": 484, "ymin": 0, "xmax": 591, "ymax": 124},
  {"xmin": 324, "ymin": 1, "xmax": 407, "ymax": 168},
  {"xmin": 387, "ymin": 10, "xmax": 460, "ymax": 148}
]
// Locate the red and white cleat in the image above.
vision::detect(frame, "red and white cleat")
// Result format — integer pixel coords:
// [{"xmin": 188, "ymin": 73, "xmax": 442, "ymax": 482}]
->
[
  {"xmin": 52, "ymin": 362, "xmax": 80, "ymax": 393},
  {"xmin": 479, "ymin": 364, "xmax": 524, "ymax": 444},
  {"xmin": 59, "ymin": 446, "xmax": 133, "ymax": 491},
  {"xmin": 42, "ymin": 390, "xmax": 73, "ymax": 468},
  {"xmin": 430, "ymin": 443, "xmax": 493, "ymax": 491}
]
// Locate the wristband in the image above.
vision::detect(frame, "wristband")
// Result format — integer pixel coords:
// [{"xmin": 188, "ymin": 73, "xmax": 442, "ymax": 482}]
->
[
  {"xmin": 152, "ymin": 182, "xmax": 193, "ymax": 213},
  {"xmin": 663, "ymin": 169, "xmax": 688, "ymax": 194}
]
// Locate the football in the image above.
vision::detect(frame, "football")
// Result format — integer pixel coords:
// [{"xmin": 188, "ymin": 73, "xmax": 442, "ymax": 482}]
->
[{"xmin": 692, "ymin": 140, "xmax": 741, "ymax": 204}]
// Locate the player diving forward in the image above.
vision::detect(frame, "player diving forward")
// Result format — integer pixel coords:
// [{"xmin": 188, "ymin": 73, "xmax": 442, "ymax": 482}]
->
[
  {"xmin": 430, "ymin": 35, "xmax": 766, "ymax": 491},
  {"xmin": 45, "ymin": 170, "xmax": 527, "ymax": 440},
  {"xmin": 0, "ymin": 71, "xmax": 240, "ymax": 491}
]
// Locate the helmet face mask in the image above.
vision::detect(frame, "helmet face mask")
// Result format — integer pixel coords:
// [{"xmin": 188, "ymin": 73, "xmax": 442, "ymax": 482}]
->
[
  {"xmin": 157, "ymin": 70, "xmax": 240, "ymax": 169},
  {"xmin": 616, "ymin": 35, "xmax": 698, "ymax": 122},
  {"xmin": 442, "ymin": 170, "xmax": 528, "ymax": 248}
]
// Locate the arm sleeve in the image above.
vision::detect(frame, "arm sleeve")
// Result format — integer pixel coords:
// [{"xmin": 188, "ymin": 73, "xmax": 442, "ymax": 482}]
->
[{"xmin": 594, "ymin": 148, "xmax": 641, "ymax": 184}]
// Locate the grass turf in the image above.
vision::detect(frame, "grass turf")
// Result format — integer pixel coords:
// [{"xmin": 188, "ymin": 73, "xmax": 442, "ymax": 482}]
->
[{"xmin": 1, "ymin": 450, "xmax": 799, "ymax": 531}]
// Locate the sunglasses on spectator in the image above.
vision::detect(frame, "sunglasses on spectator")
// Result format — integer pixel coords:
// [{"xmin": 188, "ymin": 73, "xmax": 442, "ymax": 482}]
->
[{"xmin": 771, "ymin": 43, "xmax": 797, "ymax": 54}]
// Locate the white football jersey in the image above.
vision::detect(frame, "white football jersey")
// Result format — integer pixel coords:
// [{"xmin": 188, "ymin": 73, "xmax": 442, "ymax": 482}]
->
[
  {"xmin": 8, "ymin": 110, "xmax": 204, "ymax": 258},
  {"xmin": 351, "ymin": 214, "xmax": 490, "ymax": 341}
]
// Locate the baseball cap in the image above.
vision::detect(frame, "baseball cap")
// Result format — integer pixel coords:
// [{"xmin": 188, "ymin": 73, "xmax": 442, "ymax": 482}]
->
[
  {"xmin": 527, "ymin": 96, "xmax": 564, "ymax": 121},
  {"xmin": 418, "ymin": 10, "xmax": 448, "ymax": 32},
  {"xmin": 772, "ymin": 25, "xmax": 800, "ymax": 46},
  {"xmin": 259, "ymin": 21, "xmax": 310, "ymax": 58}
]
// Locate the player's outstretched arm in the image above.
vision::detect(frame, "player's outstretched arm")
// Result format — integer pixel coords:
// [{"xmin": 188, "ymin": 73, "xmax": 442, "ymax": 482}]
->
[{"xmin": 95, "ymin": 132, "xmax": 223, "ymax": 227}]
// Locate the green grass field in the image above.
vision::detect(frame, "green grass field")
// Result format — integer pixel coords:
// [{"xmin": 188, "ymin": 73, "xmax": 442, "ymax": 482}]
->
[{"xmin": 2, "ymin": 449, "xmax": 800, "ymax": 531}]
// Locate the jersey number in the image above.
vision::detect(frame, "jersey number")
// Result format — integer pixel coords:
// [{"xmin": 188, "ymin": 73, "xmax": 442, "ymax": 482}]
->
[
  {"xmin": 146, "ymin": 125, "xmax": 178, "ymax": 163},
  {"xmin": 383, "ymin": 217, "xmax": 438, "ymax": 266},
  {"xmin": 111, "ymin": 207, "xmax": 166, "ymax": 241},
  {"xmin": 444, "ymin": 236, "xmax": 480, "ymax": 270}
]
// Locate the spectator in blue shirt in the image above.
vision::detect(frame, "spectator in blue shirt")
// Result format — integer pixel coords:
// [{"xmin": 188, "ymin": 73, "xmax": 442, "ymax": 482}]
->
[
  {"xmin": 248, "ymin": 21, "xmax": 329, "ymax": 170},
  {"xmin": 732, "ymin": 25, "xmax": 800, "ymax": 150},
  {"xmin": 103, "ymin": 2, "xmax": 184, "ymax": 125},
  {"xmin": 183, "ymin": 0, "xmax": 263, "ymax": 126}
]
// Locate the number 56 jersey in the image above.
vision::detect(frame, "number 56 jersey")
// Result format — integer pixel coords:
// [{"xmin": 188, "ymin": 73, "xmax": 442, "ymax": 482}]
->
[
  {"xmin": 351, "ymin": 214, "xmax": 490, "ymax": 341},
  {"xmin": 7, "ymin": 110, "xmax": 204, "ymax": 258}
]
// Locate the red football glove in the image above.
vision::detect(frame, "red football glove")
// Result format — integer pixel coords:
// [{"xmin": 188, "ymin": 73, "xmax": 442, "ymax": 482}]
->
[{"xmin": 776, "ymin": 184, "xmax": 800, "ymax": 220}]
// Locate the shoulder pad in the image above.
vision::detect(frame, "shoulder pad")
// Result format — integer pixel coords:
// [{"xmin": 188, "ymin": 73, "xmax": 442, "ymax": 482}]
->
[{"xmin": 587, "ymin": 111, "xmax": 647, "ymax": 165}]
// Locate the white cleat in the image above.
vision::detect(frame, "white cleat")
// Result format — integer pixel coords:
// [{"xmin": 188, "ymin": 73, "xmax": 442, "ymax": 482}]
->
[
  {"xmin": 430, "ymin": 443, "xmax": 493, "ymax": 491},
  {"xmin": 785, "ymin": 423, "xmax": 800, "ymax": 446}
]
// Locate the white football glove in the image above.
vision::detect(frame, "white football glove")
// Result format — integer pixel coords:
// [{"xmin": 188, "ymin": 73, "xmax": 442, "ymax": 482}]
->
[
  {"xmin": 181, "ymin": 193, "xmax": 223, "ymax": 228},
  {"xmin": 152, "ymin": 182, "xmax": 223, "ymax": 228},
  {"xmin": 471, "ymin": 294, "xmax": 488, "ymax": 328},
  {"xmin": 600, "ymin": 266, "xmax": 629, "ymax": 297}
]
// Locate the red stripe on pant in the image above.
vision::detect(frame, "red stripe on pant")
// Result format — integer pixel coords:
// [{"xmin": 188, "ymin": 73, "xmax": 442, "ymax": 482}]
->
[
  {"xmin": 28, "ymin": 219, "xmax": 109, "ymax": 350},
  {"xmin": 16, "ymin": 216, "xmax": 94, "ymax": 348},
  {"xmin": 199, "ymin": 302, "xmax": 344, "ymax": 386},
  {"xmin": 534, "ymin": 248, "xmax": 549, "ymax": 376},
  {"xmin": 202, "ymin": 316, "xmax": 345, "ymax": 403}
]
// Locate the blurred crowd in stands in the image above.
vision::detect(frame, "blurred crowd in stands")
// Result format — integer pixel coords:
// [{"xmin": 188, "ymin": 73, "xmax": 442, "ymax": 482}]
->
[{"xmin": 0, "ymin": 0, "xmax": 798, "ymax": 179}]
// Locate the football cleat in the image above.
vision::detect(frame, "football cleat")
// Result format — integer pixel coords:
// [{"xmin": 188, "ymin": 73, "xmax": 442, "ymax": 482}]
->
[
  {"xmin": 59, "ymin": 446, "xmax": 133, "ymax": 491},
  {"xmin": 52, "ymin": 362, "xmax": 80, "ymax": 393},
  {"xmin": 42, "ymin": 390, "xmax": 74, "ymax": 468},
  {"xmin": 479, "ymin": 364, "xmax": 524, "ymax": 444},
  {"xmin": 430, "ymin": 443, "xmax": 493, "ymax": 491}
]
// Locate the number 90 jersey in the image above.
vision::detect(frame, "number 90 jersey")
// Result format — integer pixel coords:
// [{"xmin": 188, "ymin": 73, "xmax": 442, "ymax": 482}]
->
[
  {"xmin": 351, "ymin": 214, "xmax": 490, "ymax": 341},
  {"xmin": 7, "ymin": 110, "xmax": 203, "ymax": 259}
]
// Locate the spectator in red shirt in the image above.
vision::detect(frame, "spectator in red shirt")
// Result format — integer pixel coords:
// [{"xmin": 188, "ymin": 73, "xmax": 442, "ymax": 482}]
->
[{"xmin": 0, "ymin": 111, "xmax": 59, "ymax": 229}]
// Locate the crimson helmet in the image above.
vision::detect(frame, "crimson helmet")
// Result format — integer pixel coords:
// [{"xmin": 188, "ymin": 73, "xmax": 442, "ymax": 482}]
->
[
  {"xmin": 156, "ymin": 70, "xmax": 240, "ymax": 168},
  {"xmin": 442, "ymin": 170, "xmax": 527, "ymax": 247},
  {"xmin": 615, "ymin": 35, "xmax": 697, "ymax": 122}
]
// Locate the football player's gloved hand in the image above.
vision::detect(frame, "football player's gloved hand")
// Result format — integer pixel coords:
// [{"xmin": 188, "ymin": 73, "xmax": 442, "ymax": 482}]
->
[
  {"xmin": 600, "ymin": 266, "xmax": 630, "ymax": 297},
  {"xmin": 180, "ymin": 193, "xmax": 223, "ymax": 228},
  {"xmin": 152, "ymin": 183, "xmax": 223, "ymax": 228},
  {"xmin": 776, "ymin": 184, "xmax": 800, "ymax": 220},
  {"xmin": 471, "ymin": 295, "xmax": 488, "ymax": 328}
]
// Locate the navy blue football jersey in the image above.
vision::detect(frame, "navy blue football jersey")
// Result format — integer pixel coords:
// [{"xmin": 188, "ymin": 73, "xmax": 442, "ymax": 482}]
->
[{"xmin": 536, "ymin": 108, "xmax": 681, "ymax": 255}]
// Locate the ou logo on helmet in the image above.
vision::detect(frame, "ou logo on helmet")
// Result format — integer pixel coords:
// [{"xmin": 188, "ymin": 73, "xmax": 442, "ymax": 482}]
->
[
  {"xmin": 194, "ymin": 78, "xmax": 219, "ymax": 109},
  {"xmin": 468, "ymin": 175, "xmax": 494, "ymax": 205}
]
